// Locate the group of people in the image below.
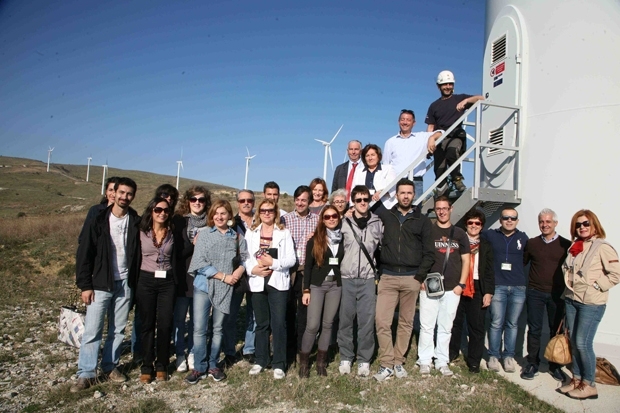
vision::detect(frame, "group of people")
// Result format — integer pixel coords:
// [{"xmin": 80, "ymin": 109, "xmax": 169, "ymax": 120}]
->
[{"xmin": 71, "ymin": 71, "xmax": 619, "ymax": 402}]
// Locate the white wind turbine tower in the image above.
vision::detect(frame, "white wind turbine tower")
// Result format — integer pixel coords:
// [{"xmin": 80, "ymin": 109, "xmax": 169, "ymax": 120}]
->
[
  {"xmin": 244, "ymin": 147, "xmax": 256, "ymax": 189},
  {"xmin": 175, "ymin": 149, "xmax": 184, "ymax": 190},
  {"xmin": 101, "ymin": 159, "xmax": 108, "ymax": 195},
  {"xmin": 46, "ymin": 147, "xmax": 54, "ymax": 172},
  {"xmin": 315, "ymin": 125, "xmax": 343, "ymax": 180},
  {"xmin": 86, "ymin": 156, "xmax": 92, "ymax": 182}
]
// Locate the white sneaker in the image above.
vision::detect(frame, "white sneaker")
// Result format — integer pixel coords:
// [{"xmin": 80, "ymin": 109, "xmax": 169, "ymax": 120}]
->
[
  {"xmin": 249, "ymin": 365, "xmax": 263, "ymax": 375},
  {"xmin": 176, "ymin": 356, "xmax": 187, "ymax": 372},
  {"xmin": 273, "ymin": 368, "xmax": 286, "ymax": 380},
  {"xmin": 419, "ymin": 364, "xmax": 431, "ymax": 375},
  {"xmin": 339, "ymin": 360, "xmax": 352, "ymax": 375},
  {"xmin": 438, "ymin": 365, "xmax": 453, "ymax": 376},
  {"xmin": 394, "ymin": 364, "xmax": 408, "ymax": 378},
  {"xmin": 487, "ymin": 356, "xmax": 501, "ymax": 372},
  {"xmin": 503, "ymin": 357, "xmax": 516, "ymax": 373},
  {"xmin": 187, "ymin": 353, "xmax": 195, "ymax": 371},
  {"xmin": 373, "ymin": 366, "xmax": 393, "ymax": 382},
  {"xmin": 357, "ymin": 362, "xmax": 371, "ymax": 377}
]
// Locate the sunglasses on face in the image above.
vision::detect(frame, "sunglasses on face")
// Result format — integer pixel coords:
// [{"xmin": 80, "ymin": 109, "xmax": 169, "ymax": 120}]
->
[
  {"xmin": 238, "ymin": 198, "xmax": 254, "ymax": 204},
  {"xmin": 153, "ymin": 207, "xmax": 170, "ymax": 215},
  {"xmin": 259, "ymin": 209, "xmax": 275, "ymax": 215},
  {"xmin": 189, "ymin": 197, "xmax": 207, "ymax": 204},
  {"xmin": 575, "ymin": 221, "xmax": 591, "ymax": 229},
  {"xmin": 323, "ymin": 213, "xmax": 339, "ymax": 220},
  {"xmin": 467, "ymin": 221, "xmax": 482, "ymax": 226},
  {"xmin": 354, "ymin": 197, "xmax": 370, "ymax": 204},
  {"xmin": 501, "ymin": 216, "xmax": 518, "ymax": 221}
]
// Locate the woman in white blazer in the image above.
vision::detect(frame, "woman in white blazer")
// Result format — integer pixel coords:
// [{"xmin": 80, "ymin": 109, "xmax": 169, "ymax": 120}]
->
[
  {"xmin": 244, "ymin": 199, "xmax": 296, "ymax": 379},
  {"xmin": 351, "ymin": 143, "xmax": 397, "ymax": 212}
]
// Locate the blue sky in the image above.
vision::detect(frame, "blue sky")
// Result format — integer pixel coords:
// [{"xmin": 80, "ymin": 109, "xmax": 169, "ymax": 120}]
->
[{"xmin": 0, "ymin": 0, "xmax": 486, "ymax": 194}]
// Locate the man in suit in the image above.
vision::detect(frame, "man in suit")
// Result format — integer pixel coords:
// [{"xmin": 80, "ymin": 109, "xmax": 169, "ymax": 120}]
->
[{"xmin": 332, "ymin": 140, "xmax": 362, "ymax": 200}]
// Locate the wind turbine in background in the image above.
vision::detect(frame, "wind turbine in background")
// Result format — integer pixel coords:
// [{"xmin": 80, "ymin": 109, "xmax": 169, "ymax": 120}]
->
[
  {"xmin": 244, "ymin": 147, "xmax": 256, "ymax": 189},
  {"xmin": 175, "ymin": 149, "xmax": 184, "ymax": 190},
  {"xmin": 46, "ymin": 147, "xmax": 54, "ymax": 172},
  {"xmin": 86, "ymin": 156, "xmax": 92, "ymax": 182},
  {"xmin": 101, "ymin": 159, "xmax": 108, "ymax": 195},
  {"xmin": 315, "ymin": 125, "xmax": 343, "ymax": 180}
]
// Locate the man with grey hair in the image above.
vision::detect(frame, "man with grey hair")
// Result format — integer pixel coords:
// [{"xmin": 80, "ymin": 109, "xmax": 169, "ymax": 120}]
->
[
  {"xmin": 521, "ymin": 208, "xmax": 571, "ymax": 381},
  {"xmin": 332, "ymin": 140, "xmax": 362, "ymax": 200}
]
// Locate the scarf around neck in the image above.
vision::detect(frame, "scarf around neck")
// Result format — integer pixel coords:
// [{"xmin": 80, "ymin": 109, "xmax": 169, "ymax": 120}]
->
[
  {"xmin": 186, "ymin": 212, "xmax": 207, "ymax": 240},
  {"xmin": 327, "ymin": 228, "xmax": 342, "ymax": 245}
]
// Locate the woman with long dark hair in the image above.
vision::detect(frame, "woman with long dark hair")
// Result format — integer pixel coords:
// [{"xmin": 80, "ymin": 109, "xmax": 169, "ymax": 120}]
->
[
  {"xmin": 172, "ymin": 186, "xmax": 211, "ymax": 372},
  {"xmin": 558, "ymin": 210, "xmax": 619, "ymax": 400},
  {"xmin": 298, "ymin": 204, "xmax": 344, "ymax": 377},
  {"xmin": 309, "ymin": 177, "xmax": 329, "ymax": 215},
  {"xmin": 136, "ymin": 197, "xmax": 178, "ymax": 383}
]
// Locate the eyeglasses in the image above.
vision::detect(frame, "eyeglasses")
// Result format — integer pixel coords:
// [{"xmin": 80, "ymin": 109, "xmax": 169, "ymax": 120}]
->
[
  {"xmin": 259, "ymin": 209, "xmax": 275, "ymax": 215},
  {"xmin": 153, "ymin": 207, "xmax": 170, "ymax": 215},
  {"xmin": 189, "ymin": 197, "xmax": 207, "ymax": 204},
  {"xmin": 501, "ymin": 216, "xmax": 518, "ymax": 221},
  {"xmin": 238, "ymin": 198, "xmax": 254, "ymax": 204},
  {"xmin": 575, "ymin": 221, "xmax": 591, "ymax": 229},
  {"xmin": 354, "ymin": 197, "xmax": 370, "ymax": 204},
  {"xmin": 323, "ymin": 213, "xmax": 339, "ymax": 220},
  {"xmin": 435, "ymin": 207, "xmax": 450, "ymax": 212},
  {"xmin": 333, "ymin": 200, "xmax": 346, "ymax": 204},
  {"xmin": 467, "ymin": 220, "xmax": 482, "ymax": 226}
]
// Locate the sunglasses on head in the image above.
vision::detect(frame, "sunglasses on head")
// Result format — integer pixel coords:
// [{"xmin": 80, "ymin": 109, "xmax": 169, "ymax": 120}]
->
[
  {"xmin": 575, "ymin": 221, "xmax": 591, "ymax": 229},
  {"xmin": 259, "ymin": 209, "xmax": 275, "ymax": 214},
  {"xmin": 238, "ymin": 198, "xmax": 254, "ymax": 204},
  {"xmin": 189, "ymin": 197, "xmax": 207, "ymax": 204},
  {"xmin": 354, "ymin": 197, "xmax": 370, "ymax": 204},
  {"xmin": 501, "ymin": 216, "xmax": 518, "ymax": 221},
  {"xmin": 467, "ymin": 220, "xmax": 482, "ymax": 226},
  {"xmin": 159, "ymin": 193, "xmax": 176, "ymax": 200},
  {"xmin": 400, "ymin": 109, "xmax": 414, "ymax": 116},
  {"xmin": 323, "ymin": 213, "xmax": 339, "ymax": 220},
  {"xmin": 153, "ymin": 207, "xmax": 170, "ymax": 215}
]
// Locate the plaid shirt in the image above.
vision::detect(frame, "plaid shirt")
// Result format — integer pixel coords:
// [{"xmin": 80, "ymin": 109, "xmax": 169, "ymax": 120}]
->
[{"xmin": 282, "ymin": 210, "xmax": 319, "ymax": 266}]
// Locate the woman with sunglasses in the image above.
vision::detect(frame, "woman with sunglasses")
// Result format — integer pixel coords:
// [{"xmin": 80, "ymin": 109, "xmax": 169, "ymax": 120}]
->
[
  {"xmin": 309, "ymin": 177, "xmax": 329, "ymax": 215},
  {"xmin": 184, "ymin": 200, "xmax": 248, "ymax": 384},
  {"xmin": 172, "ymin": 186, "xmax": 211, "ymax": 373},
  {"xmin": 448, "ymin": 209, "xmax": 494, "ymax": 373},
  {"xmin": 351, "ymin": 144, "xmax": 397, "ymax": 213},
  {"xmin": 136, "ymin": 198, "xmax": 178, "ymax": 383},
  {"xmin": 558, "ymin": 210, "xmax": 620, "ymax": 400},
  {"xmin": 244, "ymin": 199, "xmax": 296, "ymax": 379},
  {"xmin": 298, "ymin": 205, "xmax": 344, "ymax": 378}
]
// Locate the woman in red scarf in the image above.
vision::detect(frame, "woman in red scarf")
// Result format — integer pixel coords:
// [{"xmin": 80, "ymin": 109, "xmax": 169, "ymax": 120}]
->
[
  {"xmin": 448, "ymin": 209, "xmax": 495, "ymax": 373},
  {"xmin": 557, "ymin": 210, "xmax": 620, "ymax": 400}
]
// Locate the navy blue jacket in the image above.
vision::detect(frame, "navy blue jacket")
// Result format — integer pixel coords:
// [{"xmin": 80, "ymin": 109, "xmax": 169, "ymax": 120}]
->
[{"xmin": 482, "ymin": 228, "xmax": 528, "ymax": 286}]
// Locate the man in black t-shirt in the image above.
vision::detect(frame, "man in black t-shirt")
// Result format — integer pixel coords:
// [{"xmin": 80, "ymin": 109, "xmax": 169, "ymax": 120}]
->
[
  {"xmin": 426, "ymin": 70, "xmax": 483, "ymax": 194},
  {"xmin": 416, "ymin": 196, "xmax": 470, "ymax": 377}
]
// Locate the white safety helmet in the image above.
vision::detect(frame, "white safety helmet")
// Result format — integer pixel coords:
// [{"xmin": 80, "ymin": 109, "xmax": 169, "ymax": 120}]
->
[{"xmin": 436, "ymin": 70, "xmax": 455, "ymax": 85}]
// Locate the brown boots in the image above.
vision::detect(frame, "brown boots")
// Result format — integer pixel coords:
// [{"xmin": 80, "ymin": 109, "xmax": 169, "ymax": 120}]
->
[
  {"xmin": 316, "ymin": 350, "xmax": 328, "ymax": 376},
  {"xmin": 298, "ymin": 352, "xmax": 310, "ymax": 378}
]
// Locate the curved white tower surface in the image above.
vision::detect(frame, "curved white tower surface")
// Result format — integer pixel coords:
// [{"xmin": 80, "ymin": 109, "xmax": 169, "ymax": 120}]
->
[{"xmin": 484, "ymin": 0, "xmax": 620, "ymax": 365}]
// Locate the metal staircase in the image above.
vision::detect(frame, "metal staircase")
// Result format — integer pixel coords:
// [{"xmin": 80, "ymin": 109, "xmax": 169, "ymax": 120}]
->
[{"xmin": 377, "ymin": 100, "xmax": 523, "ymax": 225}]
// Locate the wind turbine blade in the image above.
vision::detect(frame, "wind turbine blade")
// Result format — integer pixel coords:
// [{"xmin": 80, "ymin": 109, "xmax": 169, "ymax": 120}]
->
[
  {"xmin": 180, "ymin": 161, "xmax": 184, "ymax": 170},
  {"xmin": 329, "ymin": 124, "xmax": 343, "ymax": 144},
  {"xmin": 328, "ymin": 146, "xmax": 334, "ymax": 171},
  {"xmin": 246, "ymin": 146, "xmax": 250, "ymax": 157},
  {"xmin": 250, "ymin": 155, "xmax": 256, "ymax": 160},
  {"xmin": 315, "ymin": 139, "xmax": 329, "ymax": 145}
]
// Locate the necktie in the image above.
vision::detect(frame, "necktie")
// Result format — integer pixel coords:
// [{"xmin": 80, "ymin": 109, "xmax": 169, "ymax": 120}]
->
[{"xmin": 346, "ymin": 162, "xmax": 358, "ymax": 201}]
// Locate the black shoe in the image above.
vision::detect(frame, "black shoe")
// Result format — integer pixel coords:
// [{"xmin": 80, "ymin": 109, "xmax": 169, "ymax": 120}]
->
[
  {"xmin": 468, "ymin": 365, "xmax": 480, "ymax": 373},
  {"xmin": 520, "ymin": 363, "xmax": 539, "ymax": 380},
  {"xmin": 220, "ymin": 354, "xmax": 237, "ymax": 369},
  {"xmin": 243, "ymin": 353, "xmax": 256, "ymax": 364},
  {"xmin": 208, "ymin": 367, "xmax": 227, "ymax": 382},
  {"xmin": 550, "ymin": 368, "xmax": 567, "ymax": 382},
  {"xmin": 184, "ymin": 370, "xmax": 206, "ymax": 385}
]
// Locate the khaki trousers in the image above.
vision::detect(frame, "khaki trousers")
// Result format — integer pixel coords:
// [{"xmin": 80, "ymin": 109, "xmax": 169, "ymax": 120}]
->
[{"xmin": 375, "ymin": 274, "xmax": 421, "ymax": 368}]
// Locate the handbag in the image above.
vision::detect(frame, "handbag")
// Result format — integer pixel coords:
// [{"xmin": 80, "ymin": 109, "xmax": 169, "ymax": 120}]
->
[
  {"xmin": 58, "ymin": 306, "xmax": 85, "ymax": 348},
  {"xmin": 544, "ymin": 318, "xmax": 572, "ymax": 365},
  {"xmin": 345, "ymin": 218, "xmax": 379, "ymax": 283},
  {"xmin": 595, "ymin": 357, "xmax": 620, "ymax": 385},
  {"xmin": 423, "ymin": 226, "xmax": 455, "ymax": 297}
]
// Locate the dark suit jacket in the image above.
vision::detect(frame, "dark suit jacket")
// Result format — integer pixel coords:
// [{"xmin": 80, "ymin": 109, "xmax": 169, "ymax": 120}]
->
[
  {"xmin": 477, "ymin": 238, "xmax": 495, "ymax": 296},
  {"xmin": 303, "ymin": 237, "xmax": 345, "ymax": 289},
  {"xmin": 332, "ymin": 161, "xmax": 349, "ymax": 193}
]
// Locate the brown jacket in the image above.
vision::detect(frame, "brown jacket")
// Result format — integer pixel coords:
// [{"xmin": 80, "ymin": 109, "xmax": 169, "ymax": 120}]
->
[{"xmin": 563, "ymin": 237, "xmax": 620, "ymax": 305}]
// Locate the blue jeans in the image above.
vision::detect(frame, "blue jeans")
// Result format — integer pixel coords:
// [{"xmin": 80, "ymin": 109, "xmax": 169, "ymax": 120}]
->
[
  {"xmin": 413, "ymin": 179, "xmax": 423, "ymax": 203},
  {"xmin": 173, "ymin": 297, "xmax": 194, "ymax": 358},
  {"xmin": 222, "ymin": 291, "xmax": 256, "ymax": 356},
  {"xmin": 77, "ymin": 280, "xmax": 132, "ymax": 378},
  {"xmin": 488, "ymin": 285, "xmax": 526, "ymax": 359},
  {"xmin": 564, "ymin": 298, "xmax": 606, "ymax": 386},
  {"xmin": 193, "ymin": 289, "xmax": 226, "ymax": 372},
  {"xmin": 525, "ymin": 288, "xmax": 564, "ymax": 368}
]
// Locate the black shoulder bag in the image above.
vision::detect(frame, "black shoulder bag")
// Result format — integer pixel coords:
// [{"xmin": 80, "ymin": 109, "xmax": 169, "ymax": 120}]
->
[
  {"xmin": 345, "ymin": 218, "xmax": 380, "ymax": 283},
  {"xmin": 424, "ymin": 226, "xmax": 455, "ymax": 297}
]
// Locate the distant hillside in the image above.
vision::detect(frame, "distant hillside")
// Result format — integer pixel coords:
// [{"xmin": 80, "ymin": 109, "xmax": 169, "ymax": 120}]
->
[{"xmin": 0, "ymin": 156, "xmax": 249, "ymax": 219}]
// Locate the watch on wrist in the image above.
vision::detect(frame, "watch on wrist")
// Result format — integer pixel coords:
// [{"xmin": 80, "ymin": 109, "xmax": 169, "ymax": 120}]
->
[{"xmin": 458, "ymin": 283, "xmax": 466, "ymax": 289}]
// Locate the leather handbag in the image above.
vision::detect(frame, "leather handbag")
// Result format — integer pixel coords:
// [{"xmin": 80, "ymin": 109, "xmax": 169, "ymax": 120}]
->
[
  {"xmin": 544, "ymin": 318, "xmax": 572, "ymax": 365},
  {"xmin": 595, "ymin": 357, "xmax": 620, "ymax": 385}
]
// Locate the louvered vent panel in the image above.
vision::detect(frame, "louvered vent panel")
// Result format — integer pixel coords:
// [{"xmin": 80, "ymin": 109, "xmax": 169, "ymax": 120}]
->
[
  {"xmin": 492, "ymin": 35, "xmax": 506, "ymax": 64},
  {"xmin": 488, "ymin": 128, "xmax": 504, "ymax": 156}
]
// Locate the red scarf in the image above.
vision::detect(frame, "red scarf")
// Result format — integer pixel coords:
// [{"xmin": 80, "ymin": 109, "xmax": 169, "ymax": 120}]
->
[
  {"xmin": 569, "ymin": 236, "xmax": 593, "ymax": 257},
  {"xmin": 463, "ymin": 237, "xmax": 480, "ymax": 298}
]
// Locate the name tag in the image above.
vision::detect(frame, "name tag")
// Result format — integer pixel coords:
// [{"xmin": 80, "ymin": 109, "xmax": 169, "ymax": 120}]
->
[
  {"xmin": 329, "ymin": 257, "xmax": 339, "ymax": 265},
  {"xmin": 297, "ymin": 250, "xmax": 303, "ymax": 259},
  {"xmin": 501, "ymin": 263, "xmax": 512, "ymax": 271},
  {"xmin": 155, "ymin": 270, "xmax": 167, "ymax": 279}
]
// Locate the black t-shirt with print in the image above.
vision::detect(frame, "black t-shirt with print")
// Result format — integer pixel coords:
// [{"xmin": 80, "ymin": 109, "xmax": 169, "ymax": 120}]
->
[{"xmin": 430, "ymin": 224, "xmax": 470, "ymax": 290}]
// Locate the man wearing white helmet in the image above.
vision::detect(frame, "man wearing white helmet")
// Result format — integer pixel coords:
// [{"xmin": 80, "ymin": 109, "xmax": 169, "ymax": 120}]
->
[{"xmin": 426, "ymin": 70, "xmax": 483, "ymax": 194}]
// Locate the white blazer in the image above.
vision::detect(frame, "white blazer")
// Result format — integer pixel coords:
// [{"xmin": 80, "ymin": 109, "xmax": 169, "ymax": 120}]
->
[
  {"xmin": 244, "ymin": 224, "xmax": 296, "ymax": 292},
  {"xmin": 351, "ymin": 163, "xmax": 397, "ymax": 209}
]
